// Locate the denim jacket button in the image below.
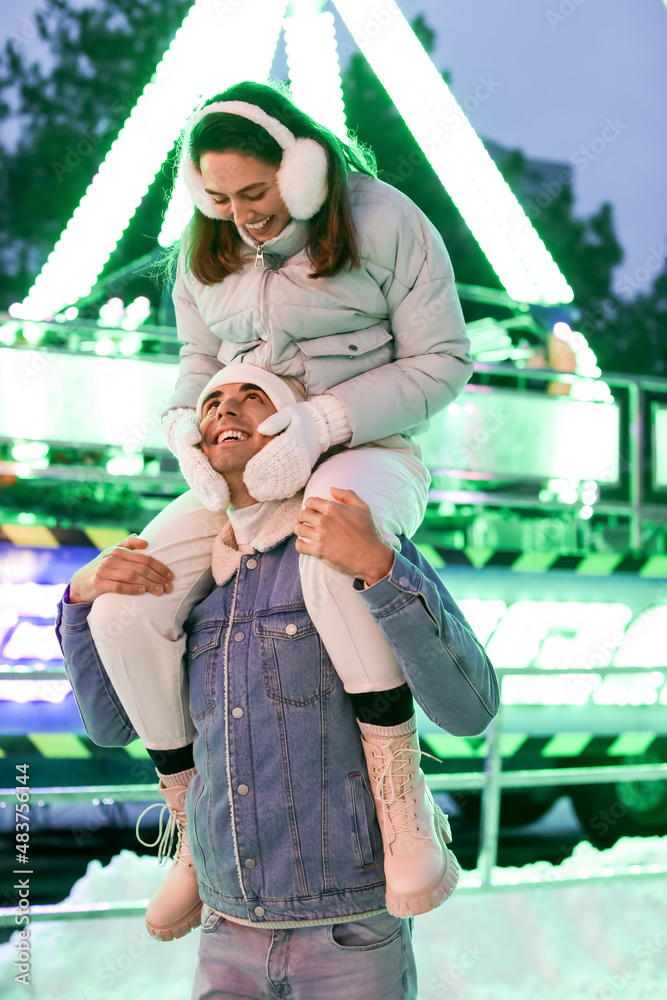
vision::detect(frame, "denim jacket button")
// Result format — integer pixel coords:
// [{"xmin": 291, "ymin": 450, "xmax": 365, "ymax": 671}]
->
[
  {"xmin": 244, "ymin": 858, "xmax": 256, "ymax": 868},
  {"xmin": 399, "ymin": 576, "xmax": 409, "ymax": 588},
  {"xmin": 237, "ymin": 784, "xmax": 249, "ymax": 795},
  {"xmin": 232, "ymin": 707, "xmax": 244, "ymax": 719},
  {"xmin": 285, "ymin": 624, "xmax": 298, "ymax": 636},
  {"xmin": 234, "ymin": 632, "xmax": 245, "ymax": 642},
  {"xmin": 254, "ymin": 906, "xmax": 265, "ymax": 916},
  {"xmin": 246, "ymin": 558, "xmax": 257, "ymax": 569}
]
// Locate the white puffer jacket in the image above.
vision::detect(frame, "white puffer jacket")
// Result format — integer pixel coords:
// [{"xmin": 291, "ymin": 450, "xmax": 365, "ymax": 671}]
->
[{"xmin": 169, "ymin": 171, "xmax": 472, "ymax": 447}]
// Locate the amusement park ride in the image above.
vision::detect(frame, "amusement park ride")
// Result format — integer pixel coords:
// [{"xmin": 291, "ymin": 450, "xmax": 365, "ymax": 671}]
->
[{"xmin": 0, "ymin": 0, "xmax": 666, "ymax": 922}]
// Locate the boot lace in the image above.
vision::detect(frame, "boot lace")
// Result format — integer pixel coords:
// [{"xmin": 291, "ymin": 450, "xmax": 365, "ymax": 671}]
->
[
  {"xmin": 372, "ymin": 745, "xmax": 441, "ymax": 837},
  {"xmin": 135, "ymin": 803, "xmax": 187, "ymax": 868}
]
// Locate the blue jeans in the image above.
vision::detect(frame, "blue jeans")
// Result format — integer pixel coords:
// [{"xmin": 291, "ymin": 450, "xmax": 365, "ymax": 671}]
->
[{"xmin": 191, "ymin": 905, "xmax": 418, "ymax": 999}]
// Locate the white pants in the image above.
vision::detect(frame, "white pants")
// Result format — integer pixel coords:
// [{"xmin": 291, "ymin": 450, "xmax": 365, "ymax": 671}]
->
[{"xmin": 88, "ymin": 447, "xmax": 430, "ymax": 750}]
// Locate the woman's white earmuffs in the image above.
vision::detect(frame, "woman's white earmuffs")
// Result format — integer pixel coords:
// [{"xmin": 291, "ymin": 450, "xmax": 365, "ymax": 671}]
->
[{"xmin": 179, "ymin": 100, "xmax": 329, "ymax": 221}]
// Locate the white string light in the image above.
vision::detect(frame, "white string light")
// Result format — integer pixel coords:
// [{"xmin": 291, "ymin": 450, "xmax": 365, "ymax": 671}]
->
[
  {"xmin": 21, "ymin": 0, "xmax": 288, "ymax": 317},
  {"xmin": 332, "ymin": 0, "xmax": 574, "ymax": 305}
]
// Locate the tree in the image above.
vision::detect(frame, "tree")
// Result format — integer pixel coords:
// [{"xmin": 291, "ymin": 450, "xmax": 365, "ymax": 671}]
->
[
  {"xmin": 0, "ymin": 0, "xmax": 190, "ymax": 308},
  {"xmin": 590, "ymin": 262, "xmax": 667, "ymax": 377}
]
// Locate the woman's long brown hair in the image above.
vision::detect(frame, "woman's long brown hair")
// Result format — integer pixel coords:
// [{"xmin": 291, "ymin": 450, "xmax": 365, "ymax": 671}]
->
[{"xmin": 171, "ymin": 81, "xmax": 377, "ymax": 285}]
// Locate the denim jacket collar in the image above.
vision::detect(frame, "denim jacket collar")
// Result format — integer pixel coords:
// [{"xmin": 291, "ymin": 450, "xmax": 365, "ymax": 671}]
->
[{"xmin": 211, "ymin": 493, "xmax": 304, "ymax": 585}]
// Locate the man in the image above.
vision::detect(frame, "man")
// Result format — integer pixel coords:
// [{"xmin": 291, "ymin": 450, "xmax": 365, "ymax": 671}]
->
[{"xmin": 57, "ymin": 371, "xmax": 498, "ymax": 999}]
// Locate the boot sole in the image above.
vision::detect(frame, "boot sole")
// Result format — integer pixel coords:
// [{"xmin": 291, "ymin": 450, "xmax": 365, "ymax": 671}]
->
[
  {"xmin": 146, "ymin": 900, "xmax": 203, "ymax": 942},
  {"xmin": 385, "ymin": 806, "xmax": 461, "ymax": 918}
]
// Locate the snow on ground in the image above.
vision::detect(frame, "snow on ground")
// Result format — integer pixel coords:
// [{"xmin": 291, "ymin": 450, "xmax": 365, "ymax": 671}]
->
[{"xmin": 1, "ymin": 838, "xmax": 666, "ymax": 1000}]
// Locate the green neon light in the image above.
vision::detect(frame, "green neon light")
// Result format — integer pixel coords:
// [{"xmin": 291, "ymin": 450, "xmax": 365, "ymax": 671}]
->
[
  {"xmin": 332, "ymin": 0, "xmax": 573, "ymax": 304},
  {"xmin": 159, "ymin": 1, "xmax": 287, "ymax": 246},
  {"xmin": 497, "ymin": 733, "xmax": 528, "ymax": 757},
  {"xmin": 285, "ymin": 9, "xmax": 347, "ymax": 139},
  {"xmin": 575, "ymin": 553, "xmax": 624, "ymax": 575},
  {"xmin": 541, "ymin": 732, "xmax": 593, "ymax": 757},
  {"xmin": 639, "ymin": 555, "xmax": 667, "ymax": 578},
  {"xmin": 28, "ymin": 733, "xmax": 92, "ymax": 758},
  {"xmin": 464, "ymin": 547, "xmax": 495, "ymax": 569},
  {"xmin": 415, "ymin": 543, "xmax": 445, "ymax": 568},
  {"xmin": 125, "ymin": 740, "xmax": 151, "ymax": 759},
  {"xmin": 422, "ymin": 732, "xmax": 528, "ymax": 758},
  {"xmin": 421, "ymin": 733, "xmax": 478, "ymax": 758},
  {"xmin": 606, "ymin": 732, "xmax": 656, "ymax": 757},
  {"xmin": 510, "ymin": 551, "xmax": 561, "ymax": 573},
  {"xmin": 23, "ymin": 0, "xmax": 288, "ymax": 315}
]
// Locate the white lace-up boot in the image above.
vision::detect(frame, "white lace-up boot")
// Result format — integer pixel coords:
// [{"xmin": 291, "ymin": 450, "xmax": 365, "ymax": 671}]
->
[
  {"xmin": 136, "ymin": 769, "xmax": 202, "ymax": 941},
  {"xmin": 358, "ymin": 716, "xmax": 460, "ymax": 917}
]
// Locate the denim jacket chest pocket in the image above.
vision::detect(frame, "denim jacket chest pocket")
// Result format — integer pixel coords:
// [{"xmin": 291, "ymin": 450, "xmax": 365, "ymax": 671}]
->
[
  {"xmin": 185, "ymin": 623, "xmax": 224, "ymax": 719},
  {"xmin": 254, "ymin": 608, "xmax": 334, "ymax": 706}
]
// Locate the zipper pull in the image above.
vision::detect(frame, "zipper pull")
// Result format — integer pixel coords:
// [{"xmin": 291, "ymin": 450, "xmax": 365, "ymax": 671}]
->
[{"xmin": 254, "ymin": 244, "xmax": 265, "ymax": 269}]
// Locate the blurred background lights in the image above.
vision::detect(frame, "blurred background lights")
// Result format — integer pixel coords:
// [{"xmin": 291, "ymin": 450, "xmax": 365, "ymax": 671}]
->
[
  {"xmin": 97, "ymin": 297, "xmax": 125, "ymax": 326},
  {"xmin": 22, "ymin": 322, "xmax": 43, "ymax": 345},
  {"xmin": 0, "ymin": 321, "xmax": 20, "ymax": 345},
  {"xmin": 0, "ymin": 582, "xmax": 67, "ymax": 619},
  {"xmin": 284, "ymin": 6, "xmax": 347, "ymax": 139},
  {"xmin": 613, "ymin": 606, "xmax": 667, "ymax": 668},
  {"xmin": 94, "ymin": 337, "xmax": 116, "ymax": 357},
  {"xmin": 0, "ymin": 680, "xmax": 72, "ymax": 704},
  {"xmin": 106, "ymin": 454, "xmax": 145, "ymax": 477},
  {"xmin": 11, "ymin": 441, "xmax": 50, "ymax": 462},
  {"xmin": 3, "ymin": 621, "xmax": 63, "ymax": 661},
  {"xmin": 553, "ymin": 322, "xmax": 613, "ymax": 403},
  {"xmin": 119, "ymin": 334, "xmax": 142, "ymax": 356},
  {"xmin": 121, "ymin": 296, "xmax": 152, "ymax": 330}
]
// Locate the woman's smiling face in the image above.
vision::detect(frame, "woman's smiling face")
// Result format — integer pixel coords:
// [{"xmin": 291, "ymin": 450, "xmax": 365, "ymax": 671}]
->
[{"xmin": 199, "ymin": 151, "xmax": 291, "ymax": 242}]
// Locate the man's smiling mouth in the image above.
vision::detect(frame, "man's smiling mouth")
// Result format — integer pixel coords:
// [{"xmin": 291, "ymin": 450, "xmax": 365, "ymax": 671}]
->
[{"xmin": 215, "ymin": 430, "xmax": 250, "ymax": 444}]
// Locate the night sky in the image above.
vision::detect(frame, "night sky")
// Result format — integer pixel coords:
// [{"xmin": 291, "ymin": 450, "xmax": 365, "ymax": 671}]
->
[{"xmin": 2, "ymin": 0, "xmax": 666, "ymax": 299}]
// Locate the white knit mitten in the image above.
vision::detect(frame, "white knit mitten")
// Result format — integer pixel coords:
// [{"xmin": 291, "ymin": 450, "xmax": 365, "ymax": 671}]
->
[
  {"xmin": 162, "ymin": 407, "xmax": 202, "ymax": 454},
  {"xmin": 162, "ymin": 408, "xmax": 230, "ymax": 512},
  {"xmin": 243, "ymin": 395, "xmax": 352, "ymax": 502}
]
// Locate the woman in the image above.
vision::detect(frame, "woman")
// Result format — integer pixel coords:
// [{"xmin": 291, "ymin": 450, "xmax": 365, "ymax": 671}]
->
[{"xmin": 86, "ymin": 79, "xmax": 473, "ymax": 940}]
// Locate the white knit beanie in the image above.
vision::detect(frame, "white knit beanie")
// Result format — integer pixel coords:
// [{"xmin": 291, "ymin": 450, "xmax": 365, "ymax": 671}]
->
[{"xmin": 196, "ymin": 364, "xmax": 305, "ymax": 419}]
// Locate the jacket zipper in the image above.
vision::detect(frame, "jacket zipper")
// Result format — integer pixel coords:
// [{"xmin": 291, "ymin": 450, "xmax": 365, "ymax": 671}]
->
[{"xmin": 254, "ymin": 243, "xmax": 264, "ymax": 269}]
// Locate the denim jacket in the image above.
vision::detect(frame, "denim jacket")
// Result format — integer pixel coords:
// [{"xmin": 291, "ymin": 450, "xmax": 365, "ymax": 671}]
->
[{"xmin": 56, "ymin": 503, "xmax": 498, "ymax": 924}]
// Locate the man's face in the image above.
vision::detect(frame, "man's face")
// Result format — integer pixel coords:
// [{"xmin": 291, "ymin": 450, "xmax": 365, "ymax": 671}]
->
[{"xmin": 199, "ymin": 382, "xmax": 277, "ymax": 475}]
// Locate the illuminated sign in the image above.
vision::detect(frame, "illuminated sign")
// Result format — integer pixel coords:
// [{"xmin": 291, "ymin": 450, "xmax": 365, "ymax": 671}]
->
[{"xmin": 1, "ymin": 583, "xmax": 665, "ymax": 707}]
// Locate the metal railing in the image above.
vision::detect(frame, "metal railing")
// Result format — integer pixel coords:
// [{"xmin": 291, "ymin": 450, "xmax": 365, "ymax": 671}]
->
[
  {"xmin": 472, "ymin": 672, "xmax": 667, "ymax": 886},
  {"xmin": 432, "ymin": 362, "xmax": 667, "ymax": 550}
]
